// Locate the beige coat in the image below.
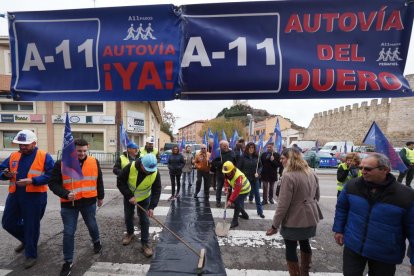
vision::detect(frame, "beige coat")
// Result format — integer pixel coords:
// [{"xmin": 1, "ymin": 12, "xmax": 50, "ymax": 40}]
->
[{"xmin": 272, "ymin": 170, "xmax": 320, "ymax": 229}]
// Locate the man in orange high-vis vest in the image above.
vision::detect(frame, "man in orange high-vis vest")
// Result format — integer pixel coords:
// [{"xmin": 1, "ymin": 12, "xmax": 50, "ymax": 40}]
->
[
  {"xmin": 49, "ymin": 138, "xmax": 104, "ymax": 276},
  {"xmin": 0, "ymin": 130, "xmax": 54, "ymax": 269}
]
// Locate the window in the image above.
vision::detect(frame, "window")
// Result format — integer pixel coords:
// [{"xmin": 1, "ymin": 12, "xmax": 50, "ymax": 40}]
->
[
  {"xmin": 3, "ymin": 131, "xmax": 19, "ymax": 149},
  {"xmin": 0, "ymin": 102, "xmax": 34, "ymax": 111},
  {"xmin": 68, "ymin": 103, "xmax": 103, "ymax": 113},
  {"xmin": 72, "ymin": 132, "xmax": 104, "ymax": 151},
  {"xmin": 4, "ymin": 50, "xmax": 11, "ymax": 75}
]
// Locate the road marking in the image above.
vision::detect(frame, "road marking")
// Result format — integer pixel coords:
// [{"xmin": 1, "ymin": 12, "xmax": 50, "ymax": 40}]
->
[
  {"xmin": 153, "ymin": 206, "xmax": 274, "ymax": 219},
  {"xmin": 0, "ymin": 269, "xmax": 11, "ymax": 276},
  {"xmin": 84, "ymin": 262, "xmax": 342, "ymax": 275},
  {"xmin": 0, "ymin": 206, "xmax": 4, "ymax": 212},
  {"xmin": 218, "ymin": 229, "xmax": 319, "ymax": 249}
]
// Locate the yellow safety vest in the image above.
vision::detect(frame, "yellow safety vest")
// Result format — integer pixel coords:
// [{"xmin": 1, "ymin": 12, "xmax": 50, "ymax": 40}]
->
[
  {"xmin": 405, "ymin": 147, "xmax": 414, "ymax": 163},
  {"xmin": 228, "ymin": 169, "xmax": 251, "ymax": 195},
  {"xmin": 128, "ymin": 161, "xmax": 158, "ymax": 202},
  {"xmin": 120, "ymin": 155, "xmax": 131, "ymax": 169},
  {"xmin": 139, "ymin": 147, "xmax": 158, "ymax": 157},
  {"xmin": 336, "ymin": 163, "xmax": 362, "ymax": 192}
]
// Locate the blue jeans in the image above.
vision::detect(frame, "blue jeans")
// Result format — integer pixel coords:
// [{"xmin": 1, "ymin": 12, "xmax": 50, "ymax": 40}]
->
[
  {"xmin": 136, "ymin": 197, "xmax": 150, "ymax": 244},
  {"xmin": 247, "ymin": 177, "xmax": 263, "ymax": 215},
  {"xmin": 61, "ymin": 204, "xmax": 100, "ymax": 262}
]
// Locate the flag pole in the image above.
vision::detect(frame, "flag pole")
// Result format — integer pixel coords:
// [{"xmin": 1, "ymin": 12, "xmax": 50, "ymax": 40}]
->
[{"xmin": 71, "ymin": 178, "xmax": 75, "ymax": 207}]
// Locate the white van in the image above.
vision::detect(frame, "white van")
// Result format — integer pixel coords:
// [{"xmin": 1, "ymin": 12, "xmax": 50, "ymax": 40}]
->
[{"xmin": 320, "ymin": 141, "xmax": 354, "ymax": 156}]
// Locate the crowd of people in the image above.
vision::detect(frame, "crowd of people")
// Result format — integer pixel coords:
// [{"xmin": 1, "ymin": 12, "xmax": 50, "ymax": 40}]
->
[{"xmin": 1, "ymin": 129, "xmax": 414, "ymax": 276}]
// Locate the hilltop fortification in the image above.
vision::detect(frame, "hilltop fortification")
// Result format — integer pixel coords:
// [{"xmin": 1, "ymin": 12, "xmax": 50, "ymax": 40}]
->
[{"xmin": 304, "ymin": 97, "xmax": 414, "ymax": 146}]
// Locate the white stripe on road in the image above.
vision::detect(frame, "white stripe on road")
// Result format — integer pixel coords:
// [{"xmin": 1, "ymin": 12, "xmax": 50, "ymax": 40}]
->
[
  {"xmin": 84, "ymin": 262, "xmax": 342, "ymax": 275},
  {"xmin": 0, "ymin": 206, "xmax": 4, "ymax": 212},
  {"xmin": 153, "ymin": 206, "xmax": 274, "ymax": 220},
  {"xmin": 164, "ymin": 185, "xmax": 265, "ymax": 193},
  {"xmin": 0, "ymin": 269, "xmax": 11, "ymax": 276}
]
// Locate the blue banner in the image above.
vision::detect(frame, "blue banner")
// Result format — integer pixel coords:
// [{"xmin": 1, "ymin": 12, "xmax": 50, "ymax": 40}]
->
[
  {"xmin": 180, "ymin": 0, "xmax": 414, "ymax": 99},
  {"xmin": 9, "ymin": 5, "xmax": 181, "ymax": 101},
  {"xmin": 7, "ymin": 0, "xmax": 414, "ymax": 101}
]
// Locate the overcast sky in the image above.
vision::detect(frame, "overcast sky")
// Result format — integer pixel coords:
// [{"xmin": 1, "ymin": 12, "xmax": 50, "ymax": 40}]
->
[{"xmin": 1, "ymin": 0, "xmax": 413, "ymax": 132}]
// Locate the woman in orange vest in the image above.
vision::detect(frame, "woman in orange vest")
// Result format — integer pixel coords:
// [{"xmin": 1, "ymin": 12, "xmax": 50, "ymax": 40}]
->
[{"xmin": 0, "ymin": 130, "xmax": 54, "ymax": 269}]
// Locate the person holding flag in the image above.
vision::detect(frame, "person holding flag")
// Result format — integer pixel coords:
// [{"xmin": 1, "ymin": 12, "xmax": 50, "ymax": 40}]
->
[
  {"xmin": 0, "ymin": 130, "xmax": 54, "ymax": 269},
  {"xmin": 49, "ymin": 135, "xmax": 104, "ymax": 276}
]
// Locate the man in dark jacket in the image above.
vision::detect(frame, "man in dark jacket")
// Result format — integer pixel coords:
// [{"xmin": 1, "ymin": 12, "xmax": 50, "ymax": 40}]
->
[
  {"xmin": 260, "ymin": 143, "xmax": 282, "ymax": 204},
  {"xmin": 397, "ymin": 141, "xmax": 414, "ymax": 187},
  {"xmin": 333, "ymin": 153, "xmax": 414, "ymax": 276},
  {"xmin": 211, "ymin": 140, "xmax": 236, "ymax": 207},
  {"xmin": 117, "ymin": 154, "xmax": 161, "ymax": 258}
]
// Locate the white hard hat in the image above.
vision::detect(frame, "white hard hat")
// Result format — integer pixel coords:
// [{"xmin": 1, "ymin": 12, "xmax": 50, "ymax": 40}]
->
[
  {"xmin": 13, "ymin": 130, "xmax": 37, "ymax": 144},
  {"xmin": 146, "ymin": 137, "xmax": 154, "ymax": 144}
]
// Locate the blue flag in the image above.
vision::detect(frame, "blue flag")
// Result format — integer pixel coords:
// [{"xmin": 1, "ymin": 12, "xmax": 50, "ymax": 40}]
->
[
  {"xmin": 202, "ymin": 131, "xmax": 208, "ymax": 146},
  {"xmin": 179, "ymin": 136, "xmax": 186, "ymax": 152},
  {"xmin": 274, "ymin": 118, "xmax": 283, "ymax": 154},
  {"xmin": 257, "ymin": 132, "xmax": 264, "ymax": 154},
  {"xmin": 210, "ymin": 131, "xmax": 220, "ymax": 161},
  {"xmin": 120, "ymin": 121, "xmax": 130, "ymax": 150},
  {"xmin": 363, "ymin": 121, "xmax": 407, "ymax": 172},
  {"xmin": 229, "ymin": 129, "xmax": 239, "ymax": 150},
  {"xmin": 208, "ymin": 128, "xmax": 214, "ymax": 139},
  {"xmin": 222, "ymin": 129, "xmax": 228, "ymax": 142},
  {"xmin": 265, "ymin": 135, "xmax": 273, "ymax": 147},
  {"xmin": 61, "ymin": 113, "xmax": 83, "ymax": 180}
]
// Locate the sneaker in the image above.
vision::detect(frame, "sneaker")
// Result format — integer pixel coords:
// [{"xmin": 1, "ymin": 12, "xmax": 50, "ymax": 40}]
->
[
  {"xmin": 60, "ymin": 261, "xmax": 72, "ymax": 276},
  {"xmin": 93, "ymin": 241, "xmax": 102, "ymax": 254},
  {"xmin": 142, "ymin": 244, "xmax": 153, "ymax": 258},
  {"xmin": 15, "ymin": 243, "xmax": 24, "ymax": 253},
  {"xmin": 259, "ymin": 214, "xmax": 265, "ymax": 218},
  {"xmin": 261, "ymin": 201, "xmax": 268, "ymax": 205},
  {"xmin": 122, "ymin": 233, "xmax": 135, "ymax": 246},
  {"xmin": 216, "ymin": 202, "xmax": 222, "ymax": 208},
  {"xmin": 24, "ymin": 257, "xmax": 36, "ymax": 269},
  {"xmin": 239, "ymin": 213, "xmax": 250, "ymax": 220},
  {"xmin": 193, "ymin": 194, "xmax": 198, "ymax": 198},
  {"xmin": 269, "ymin": 199, "xmax": 275, "ymax": 204}
]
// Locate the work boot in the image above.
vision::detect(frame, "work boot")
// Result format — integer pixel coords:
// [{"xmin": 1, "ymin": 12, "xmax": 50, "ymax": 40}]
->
[
  {"xmin": 269, "ymin": 198, "xmax": 275, "ymax": 204},
  {"xmin": 93, "ymin": 241, "xmax": 102, "ymax": 254},
  {"xmin": 300, "ymin": 251, "xmax": 312, "ymax": 276},
  {"xmin": 230, "ymin": 220, "xmax": 239, "ymax": 229},
  {"xmin": 261, "ymin": 200, "xmax": 268, "ymax": 205},
  {"xmin": 122, "ymin": 233, "xmax": 135, "ymax": 246},
  {"xmin": 60, "ymin": 261, "xmax": 72, "ymax": 276},
  {"xmin": 24, "ymin": 257, "xmax": 37, "ymax": 269},
  {"xmin": 287, "ymin": 260, "xmax": 300, "ymax": 276},
  {"xmin": 142, "ymin": 244, "xmax": 153, "ymax": 258},
  {"xmin": 259, "ymin": 213, "xmax": 265, "ymax": 218},
  {"xmin": 15, "ymin": 243, "xmax": 24, "ymax": 253}
]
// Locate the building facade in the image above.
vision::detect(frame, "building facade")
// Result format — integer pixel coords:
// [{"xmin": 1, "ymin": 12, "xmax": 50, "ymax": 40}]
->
[{"xmin": 177, "ymin": 120, "xmax": 206, "ymax": 144}]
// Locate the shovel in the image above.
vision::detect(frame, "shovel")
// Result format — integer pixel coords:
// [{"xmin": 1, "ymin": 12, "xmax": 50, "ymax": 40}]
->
[{"xmin": 215, "ymin": 203, "xmax": 231, "ymax": 237}]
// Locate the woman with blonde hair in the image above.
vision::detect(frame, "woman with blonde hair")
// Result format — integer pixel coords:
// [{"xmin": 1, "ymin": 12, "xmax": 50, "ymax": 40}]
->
[
  {"xmin": 266, "ymin": 148, "xmax": 320, "ymax": 276},
  {"xmin": 336, "ymin": 152, "xmax": 361, "ymax": 197}
]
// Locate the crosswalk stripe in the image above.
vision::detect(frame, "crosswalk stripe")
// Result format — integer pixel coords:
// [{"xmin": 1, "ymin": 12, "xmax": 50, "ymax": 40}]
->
[
  {"xmin": 84, "ymin": 262, "xmax": 342, "ymax": 275},
  {"xmin": 0, "ymin": 206, "xmax": 4, "ymax": 212},
  {"xmin": 0, "ymin": 269, "xmax": 12, "ymax": 276}
]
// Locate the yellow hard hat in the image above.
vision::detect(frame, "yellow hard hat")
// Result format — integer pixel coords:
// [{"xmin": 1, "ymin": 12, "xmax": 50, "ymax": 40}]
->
[{"xmin": 222, "ymin": 161, "xmax": 235, "ymax": 174}]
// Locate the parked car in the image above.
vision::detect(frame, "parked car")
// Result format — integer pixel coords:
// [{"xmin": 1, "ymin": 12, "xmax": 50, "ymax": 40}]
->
[
  {"xmin": 304, "ymin": 151, "xmax": 319, "ymax": 168},
  {"xmin": 320, "ymin": 141, "xmax": 354, "ymax": 156},
  {"xmin": 289, "ymin": 140, "xmax": 317, "ymax": 153},
  {"xmin": 318, "ymin": 152, "xmax": 341, "ymax": 168},
  {"xmin": 159, "ymin": 149, "xmax": 172, "ymax": 164}
]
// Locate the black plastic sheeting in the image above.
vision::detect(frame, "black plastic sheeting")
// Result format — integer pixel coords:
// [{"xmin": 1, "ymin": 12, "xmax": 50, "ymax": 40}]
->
[{"xmin": 148, "ymin": 182, "xmax": 226, "ymax": 275}]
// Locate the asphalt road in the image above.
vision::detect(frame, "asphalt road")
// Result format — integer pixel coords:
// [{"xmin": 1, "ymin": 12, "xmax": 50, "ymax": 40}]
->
[{"xmin": 0, "ymin": 168, "xmax": 411, "ymax": 275}]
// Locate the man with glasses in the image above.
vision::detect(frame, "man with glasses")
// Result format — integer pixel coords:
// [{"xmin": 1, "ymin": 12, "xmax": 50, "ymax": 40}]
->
[
  {"xmin": 333, "ymin": 153, "xmax": 414, "ymax": 276},
  {"xmin": 194, "ymin": 144, "xmax": 211, "ymax": 198}
]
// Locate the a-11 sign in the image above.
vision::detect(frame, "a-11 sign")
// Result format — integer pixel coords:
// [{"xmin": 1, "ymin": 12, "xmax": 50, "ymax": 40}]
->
[{"xmin": 7, "ymin": 0, "xmax": 414, "ymax": 101}]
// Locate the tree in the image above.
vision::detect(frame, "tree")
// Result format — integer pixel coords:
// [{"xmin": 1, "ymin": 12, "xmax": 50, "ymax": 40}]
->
[
  {"xmin": 199, "ymin": 117, "xmax": 245, "ymax": 142},
  {"xmin": 161, "ymin": 110, "xmax": 176, "ymax": 141}
]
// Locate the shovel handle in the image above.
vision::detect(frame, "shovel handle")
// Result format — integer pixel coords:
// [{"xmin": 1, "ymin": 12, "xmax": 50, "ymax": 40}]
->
[{"xmin": 223, "ymin": 209, "xmax": 226, "ymax": 220}]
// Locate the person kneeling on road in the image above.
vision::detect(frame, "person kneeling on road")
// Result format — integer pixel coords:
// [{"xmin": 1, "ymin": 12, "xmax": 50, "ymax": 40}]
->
[
  {"xmin": 222, "ymin": 161, "xmax": 251, "ymax": 229},
  {"xmin": 117, "ymin": 154, "xmax": 161, "ymax": 258}
]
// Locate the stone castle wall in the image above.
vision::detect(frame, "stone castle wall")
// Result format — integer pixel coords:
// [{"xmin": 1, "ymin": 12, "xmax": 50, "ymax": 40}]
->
[{"xmin": 304, "ymin": 97, "xmax": 414, "ymax": 147}]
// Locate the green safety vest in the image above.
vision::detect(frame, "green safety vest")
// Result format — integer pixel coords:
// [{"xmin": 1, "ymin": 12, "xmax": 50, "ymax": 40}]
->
[
  {"xmin": 128, "ymin": 161, "xmax": 158, "ymax": 202},
  {"xmin": 139, "ymin": 147, "xmax": 158, "ymax": 157},
  {"xmin": 405, "ymin": 147, "xmax": 414, "ymax": 163},
  {"xmin": 336, "ymin": 163, "xmax": 362, "ymax": 192},
  {"xmin": 228, "ymin": 169, "xmax": 251, "ymax": 195}
]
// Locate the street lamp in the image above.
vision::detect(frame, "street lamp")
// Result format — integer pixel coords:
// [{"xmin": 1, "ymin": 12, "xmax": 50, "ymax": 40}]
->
[{"xmin": 247, "ymin": 114, "xmax": 254, "ymax": 142}]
